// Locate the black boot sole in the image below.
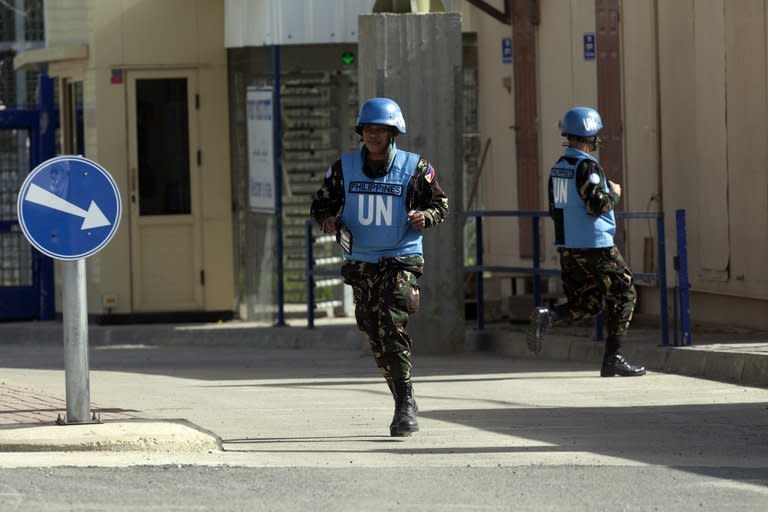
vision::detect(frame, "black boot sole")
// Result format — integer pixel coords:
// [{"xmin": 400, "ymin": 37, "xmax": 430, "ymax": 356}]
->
[
  {"xmin": 600, "ymin": 368, "xmax": 647, "ymax": 377},
  {"xmin": 390, "ymin": 425, "xmax": 420, "ymax": 437}
]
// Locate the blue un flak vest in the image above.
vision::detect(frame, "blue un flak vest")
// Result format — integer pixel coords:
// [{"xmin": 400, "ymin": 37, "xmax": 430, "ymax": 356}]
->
[
  {"xmin": 550, "ymin": 147, "xmax": 615, "ymax": 248},
  {"xmin": 340, "ymin": 147, "xmax": 423, "ymax": 263}
]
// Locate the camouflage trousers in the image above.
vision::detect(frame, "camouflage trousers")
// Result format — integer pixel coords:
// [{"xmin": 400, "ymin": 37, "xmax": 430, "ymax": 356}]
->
[
  {"xmin": 340, "ymin": 256, "xmax": 423, "ymax": 382},
  {"xmin": 554, "ymin": 246, "xmax": 636, "ymax": 337}
]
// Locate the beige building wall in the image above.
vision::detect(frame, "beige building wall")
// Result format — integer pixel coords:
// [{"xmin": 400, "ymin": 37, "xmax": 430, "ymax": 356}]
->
[
  {"xmin": 537, "ymin": 0, "xmax": 598, "ymax": 267},
  {"xmin": 621, "ymin": 0, "xmax": 661, "ymax": 276},
  {"xmin": 45, "ymin": 0, "xmax": 88, "ymax": 46},
  {"xmin": 655, "ymin": 0, "xmax": 768, "ymax": 327},
  {"xmin": 471, "ymin": 13, "xmax": 518, "ymax": 264},
  {"xmin": 693, "ymin": 0, "xmax": 728, "ymax": 282},
  {"xmin": 41, "ymin": 0, "xmax": 234, "ymax": 317},
  {"xmin": 723, "ymin": 0, "xmax": 768, "ymax": 298},
  {"xmin": 32, "ymin": 0, "xmax": 768, "ymax": 328},
  {"xmin": 469, "ymin": 1, "xmax": 599, "ymax": 269},
  {"xmin": 461, "ymin": 0, "xmax": 768, "ymax": 329}
]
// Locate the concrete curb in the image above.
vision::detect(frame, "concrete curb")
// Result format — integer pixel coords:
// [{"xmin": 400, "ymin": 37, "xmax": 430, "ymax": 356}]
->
[
  {"xmin": 465, "ymin": 328, "xmax": 768, "ymax": 388},
  {"xmin": 0, "ymin": 419, "xmax": 222, "ymax": 453},
  {"xmin": 0, "ymin": 321, "xmax": 366, "ymax": 350},
  {"xmin": 2, "ymin": 321, "xmax": 766, "ymax": 388}
]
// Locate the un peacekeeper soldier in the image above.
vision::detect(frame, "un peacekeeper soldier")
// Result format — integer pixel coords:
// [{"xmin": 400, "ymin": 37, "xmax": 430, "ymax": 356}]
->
[
  {"xmin": 310, "ymin": 97, "xmax": 449, "ymax": 436},
  {"xmin": 527, "ymin": 106, "xmax": 645, "ymax": 377}
]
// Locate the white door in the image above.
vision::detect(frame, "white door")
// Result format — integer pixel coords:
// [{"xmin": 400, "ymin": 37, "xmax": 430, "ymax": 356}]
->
[{"xmin": 126, "ymin": 70, "xmax": 203, "ymax": 312}]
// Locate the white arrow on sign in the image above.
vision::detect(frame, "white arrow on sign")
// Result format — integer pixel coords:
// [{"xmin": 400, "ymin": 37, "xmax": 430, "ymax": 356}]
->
[{"xmin": 24, "ymin": 183, "xmax": 111, "ymax": 230}]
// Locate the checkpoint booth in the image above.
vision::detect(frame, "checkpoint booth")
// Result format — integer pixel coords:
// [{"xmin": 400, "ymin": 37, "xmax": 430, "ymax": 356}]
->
[{"xmin": 12, "ymin": 2, "xmax": 235, "ymax": 323}]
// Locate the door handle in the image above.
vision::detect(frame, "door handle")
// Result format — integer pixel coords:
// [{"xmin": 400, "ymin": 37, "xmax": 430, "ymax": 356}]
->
[{"xmin": 130, "ymin": 168, "xmax": 137, "ymax": 203}]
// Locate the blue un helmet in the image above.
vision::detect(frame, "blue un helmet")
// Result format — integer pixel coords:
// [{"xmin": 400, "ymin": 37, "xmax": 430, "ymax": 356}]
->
[
  {"xmin": 355, "ymin": 97, "xmax": 406, "ymax": 135},
  {"xmin": 560, "ymin": 107, "xmax": 603, "ymax": 137}
]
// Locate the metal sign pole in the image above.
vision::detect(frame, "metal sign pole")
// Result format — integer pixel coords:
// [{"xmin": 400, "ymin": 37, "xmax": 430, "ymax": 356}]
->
[
  {"xmin": 17, "ymin": 155, "xmax": 121, "ymax": 424},
  {"xmin": 18, "ymin": 157, "xmax": 122, "ymax": 265},
  {"xmin": 62, "ymin": 259, "xmax": 91, "ymax": 423}
]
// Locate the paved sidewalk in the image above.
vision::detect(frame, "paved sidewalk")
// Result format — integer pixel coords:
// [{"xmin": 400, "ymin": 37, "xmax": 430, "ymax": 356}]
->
[
  {"xmin": 0, "ymin": 383, "xmax": 141, "ymax": 425},
  {"xmin": 468, "ymin": 322, "xmax": 768, "ymax": 388},
  {"xmin": 0, "ymin": 382, "xmax": 221, "ymax": 452},
  {"xmin": 0, "ymin": 317, "xmax": 766, "ymax": 453}
]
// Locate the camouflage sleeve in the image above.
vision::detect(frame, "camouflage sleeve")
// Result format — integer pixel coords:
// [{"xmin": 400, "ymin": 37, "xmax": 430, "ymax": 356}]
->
[
  {"xmin": 407, "ymin": 157, "xmax": 449, "ymax": 228},
  {"xmin": 309, "ymin": 159, "xmax": 345, "ymax": 225},
  {"xmin": 575, "ymin": 160, "xmax": 619, "ymax": 216}
]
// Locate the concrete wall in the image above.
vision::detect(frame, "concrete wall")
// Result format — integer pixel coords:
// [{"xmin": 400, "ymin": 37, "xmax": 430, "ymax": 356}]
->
[{"xmin": 358, "ymin": 12, "xmax": 465, "ymax": 352}]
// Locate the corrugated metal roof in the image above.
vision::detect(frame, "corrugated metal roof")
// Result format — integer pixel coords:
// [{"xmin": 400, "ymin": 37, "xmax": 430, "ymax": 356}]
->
[{"xmin": 225, "ymin": 0, "xmax": 375, "ymax": 47}]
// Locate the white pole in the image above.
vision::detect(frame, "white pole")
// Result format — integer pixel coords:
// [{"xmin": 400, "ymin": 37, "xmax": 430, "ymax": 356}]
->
[{"xmin": 62, "ymin": 259, "xmax": 91, "ymax": 423}]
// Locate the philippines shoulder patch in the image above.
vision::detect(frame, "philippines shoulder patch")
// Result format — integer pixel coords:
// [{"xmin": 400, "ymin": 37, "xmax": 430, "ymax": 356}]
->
[{"xmin": 424, "ymin": 164, "xmax": 436, "ymax": 183}]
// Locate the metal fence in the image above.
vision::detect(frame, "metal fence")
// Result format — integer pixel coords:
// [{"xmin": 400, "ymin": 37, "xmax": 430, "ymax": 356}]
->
[
  {"xmin": 465, "ymin": 209, "xmax": 691, "ymax": 346},
  {"xmin": 305, "ymin": 219, "xmax": 343, "ymax": 328},
  {"xmin": 303, "ymin": 210, "xmax": 692, "ymax": 346}
]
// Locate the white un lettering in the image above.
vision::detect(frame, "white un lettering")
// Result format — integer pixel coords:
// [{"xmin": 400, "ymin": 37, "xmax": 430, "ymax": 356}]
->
[
  {"xmin": 358, "ymin": 195, "xmax": 393, "ymax": 226},
  {"xmin": 553, "ymin": 178, "xmax": 568, "ymax": 204},
  {"xmin": 583, "ymin": 116, "xmax": 598, "ymax": 132}
]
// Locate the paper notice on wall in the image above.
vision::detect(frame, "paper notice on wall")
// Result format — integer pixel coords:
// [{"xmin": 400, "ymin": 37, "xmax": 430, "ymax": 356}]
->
[{"xmin": 246, "ymin": 87, "xmax": 276, "ymax": 213}]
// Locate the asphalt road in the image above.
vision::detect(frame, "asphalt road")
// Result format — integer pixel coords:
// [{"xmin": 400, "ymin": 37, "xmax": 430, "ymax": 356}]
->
[
  {"xmin": 1, "ymin": 343, "xmax": 767, "ymax": 511},
  {"xmin": 0, "ymin": 465, "xmax": 767, "ymax": 511}
]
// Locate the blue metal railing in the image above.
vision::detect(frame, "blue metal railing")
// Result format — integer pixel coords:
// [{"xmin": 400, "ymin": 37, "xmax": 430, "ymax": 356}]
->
[
  {"xmin": 305, "ymin": 220, "xmax": 342, "ymax": 329},
  {"xmin": 465, "ymin": 209, "xmax": 691, "ymax": 346},
  {"xmin": 673, "ymin": 210, "xmax": 691, "ymax": 345},
  {"xmin": 303, "ymin": 210, "xmax": 691, "ymax": 346}
]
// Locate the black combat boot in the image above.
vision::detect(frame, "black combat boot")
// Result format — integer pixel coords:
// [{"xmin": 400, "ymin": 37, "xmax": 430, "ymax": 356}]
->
[
  {"xmin": 386, "ymin": 378, "xmax": 418, "ymax": 413},
  {"xmin": 600, "ymin": 335, "xmax": 646, "ymax": 377},
  {"xmin": 526, "ymin": 307, "xmax": 557, "ymax": 353},
  {"xmin": 601, "ymin": 353, "xmax": 646, "ymax": 376},
  {"xmin": 390, "ymin": 380, "xmax": 419, "ymax": 437}
]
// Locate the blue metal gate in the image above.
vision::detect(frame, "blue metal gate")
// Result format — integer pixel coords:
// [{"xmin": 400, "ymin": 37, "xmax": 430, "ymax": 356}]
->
[{"xmin": 0, "ymin": 74, "xmax": 56, "ymax": 320}]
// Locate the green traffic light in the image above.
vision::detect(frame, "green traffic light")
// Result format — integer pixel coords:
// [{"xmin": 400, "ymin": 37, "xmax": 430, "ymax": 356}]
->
[{"xmin": 342, "ymin": 52, "xmax": 355, "ymax": 65}]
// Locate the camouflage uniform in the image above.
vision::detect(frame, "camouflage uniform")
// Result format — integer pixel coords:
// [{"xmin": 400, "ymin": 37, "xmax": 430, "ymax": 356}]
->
[
  {"xmin": 529, "ymin": 107, "xmax": 645, "ymax": 376},
  {"xmin": 547, "ymin": 156, "xmax": 636, "ymax": 337},
  {"xmin": 532, "ymin": 144, "xmax": 645, "ymax": 376},
  {"xmin": 310, "ymin": 149, "xmax": 448, "ymax": 382},
  {"xmin": 340, "ymin": 255, "xmax": 423, "ymax": 381},
  {"xmin": 555, "ymin": 246, "xmax": 636, "ymax": 337}
]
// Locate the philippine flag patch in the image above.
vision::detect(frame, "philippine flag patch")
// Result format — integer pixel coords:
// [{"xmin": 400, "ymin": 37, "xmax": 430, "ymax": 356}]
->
[{"xmin": 424, "ymin": 165, "xmax": 436, "ymax": 183}]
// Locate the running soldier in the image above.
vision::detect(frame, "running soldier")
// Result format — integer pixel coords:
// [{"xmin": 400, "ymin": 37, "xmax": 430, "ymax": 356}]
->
[
  {"xmin": 527, "ymin": 106, "xmax": 646, "ymax": 377},
  {"xmin": 310, "ymin": 97, "xmax": 449, "ymax": 435}
]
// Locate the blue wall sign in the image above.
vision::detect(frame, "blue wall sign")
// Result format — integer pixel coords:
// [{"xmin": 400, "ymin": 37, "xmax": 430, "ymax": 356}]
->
[
  {"xmin": 584, "ymin": 33, "xmax": 596, "ymax": 60},
  {"xmin": 17, "ymin": 156, "xmax": 122, "ymax": 261},
  {"xmin": 502, "ymin": 37, "xmax": 513, "ymax": 64}
]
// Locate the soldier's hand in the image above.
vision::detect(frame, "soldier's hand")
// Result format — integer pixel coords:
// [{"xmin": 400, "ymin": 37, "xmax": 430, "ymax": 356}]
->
[
  {"xmin": 408, "ymin": 210, "xmax": 426, "ymax": 230},
  {"xmin": 608, "ymin": 180, "xmax": 622, "ymax": 198},
  {"xmin": 321, "ymin": 216, "xmax": 337, "ymax": 234}
]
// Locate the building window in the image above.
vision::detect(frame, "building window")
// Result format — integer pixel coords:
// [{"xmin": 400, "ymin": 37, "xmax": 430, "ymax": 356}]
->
[
  {"xmin": 136, "ymin": 78, "xmax": 192, "ymax": 216},
  {"xmin": 24, "ymin": 0, "xmax": 44, "ymax": 42},
  {"xmin": 0, "ymin": 50, "xmax": 14, "ymax": 106},
  {"xmin": 0, "ymin": 4, "xmax": 14, "ymax": 42}
]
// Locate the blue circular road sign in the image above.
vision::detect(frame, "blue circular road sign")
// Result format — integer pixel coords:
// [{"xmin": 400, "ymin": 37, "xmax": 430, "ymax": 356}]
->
[{"xmin": 17, "ymin": 155, "xmax": 122, "ymax": 260}]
